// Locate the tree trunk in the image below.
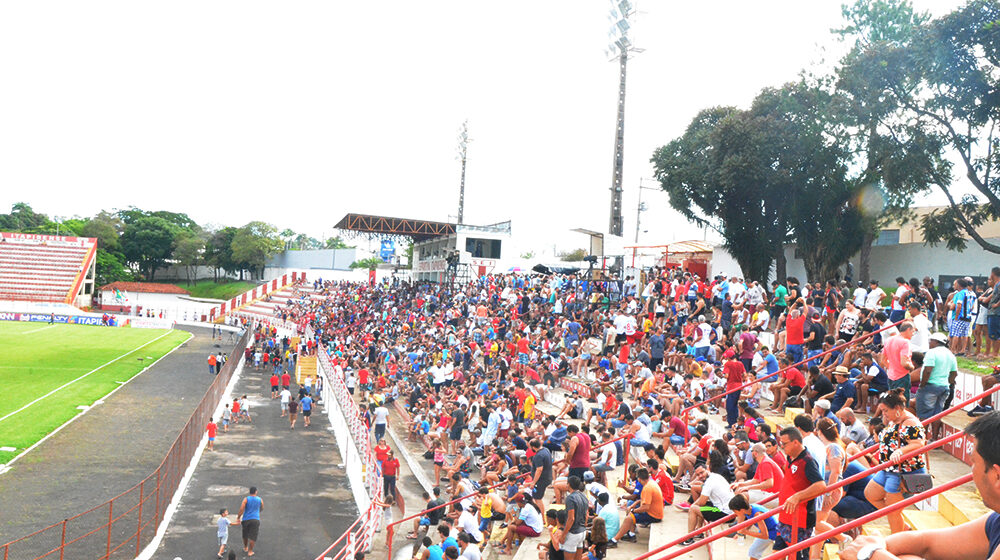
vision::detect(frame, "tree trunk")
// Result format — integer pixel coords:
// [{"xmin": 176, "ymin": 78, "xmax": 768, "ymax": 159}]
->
[
  {"xmin": 775, "ymin": 246, "xmax": 787, "ymax": 284},
  {"xmin": 859, "ymin": 230, "xmax": 874, "ymax": 286}
]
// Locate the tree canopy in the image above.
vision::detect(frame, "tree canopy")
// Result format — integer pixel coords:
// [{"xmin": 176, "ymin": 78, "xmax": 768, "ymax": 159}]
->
[{"xmin": 651, "ymin": 0, "xmax": 1000, "ymax": 282}]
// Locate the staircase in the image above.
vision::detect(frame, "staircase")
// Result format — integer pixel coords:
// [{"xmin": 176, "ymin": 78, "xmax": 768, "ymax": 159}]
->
[{"xmin": 297, "ymin": 355, "xmax": 318, "ymax": 387}]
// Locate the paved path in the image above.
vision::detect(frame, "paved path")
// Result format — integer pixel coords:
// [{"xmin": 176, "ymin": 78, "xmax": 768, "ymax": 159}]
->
[
  {"xmin": 152, "ymin": 364, "xmax": 357, "ymax": 560},
  {"xmin": 0, "ymin": 326, "xmax": 220, "ymax": 544}
]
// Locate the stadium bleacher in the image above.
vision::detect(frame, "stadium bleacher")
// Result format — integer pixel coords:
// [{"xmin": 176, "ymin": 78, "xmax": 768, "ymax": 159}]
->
[{"xmin": 0, "ymin": 233, "xmax": 97, "ymax": 305}]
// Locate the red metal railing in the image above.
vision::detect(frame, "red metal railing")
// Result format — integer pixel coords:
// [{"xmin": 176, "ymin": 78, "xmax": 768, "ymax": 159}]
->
[
  {"xmin": 0, "ymin": 329, "xmax": 250, "ymax": 560},
  {"xmin": 635, "ymin": 380, "xmax": 1000, "ymax": 560},
  {"xmin": 680, "ymin": 318, "xmax": 905, "ymax": 417},
  {"xmin": 643, "ymin": 431, "xmax": 964, "ymax": 560},
  {"xmin": 376, "ymin": 432, "xmax": 634, "ymax": 560},
  {"xmin": 759, "ymin": 473, "xmax": 973, "ymax": 560}
]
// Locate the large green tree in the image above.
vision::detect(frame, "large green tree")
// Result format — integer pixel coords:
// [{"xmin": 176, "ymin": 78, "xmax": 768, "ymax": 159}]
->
[
  {"xmin": 173, "ymin": 232, "xmax": 206, "ymax": 285},
  {"xmin": 652, "ymin": 106, "xmax": 786, "ymax": 283},
  {"xmin": 205, "ymin": 227, "xmax": 241, "ymax": 281},
  {"xmin": 231, "ymin": 221, "xmax": 283, "ymax": 280},
  {"xmin": 866, "ymin": 0, "xmax": 1000, "ymax": 252},
  {"xmin": 652, "ymin": 82, "xmax": 867, "ymax": 283},
  {"xmin": 120, "ymin": 216, "xmax": 181, "ymax": 280},
  {"xmin": 833, "ymin": 0, "xmax": 932, "ymax": 283}
]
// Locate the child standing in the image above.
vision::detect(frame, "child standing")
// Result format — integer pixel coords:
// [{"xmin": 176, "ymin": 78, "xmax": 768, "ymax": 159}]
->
[
  {"xmin": 239, "ymin": 395, "xmax": 252, "ymax": 423},
  {"xmin": 221, "ymin": 406, "xmax": 232, "ymax": 433},
  {"xmin": 216, "ymin": 508, "xmax": 233, "ymax": 558},
  {"xmin": 206, "ymin": 418, "xmax": 218, "ymax": 451}
]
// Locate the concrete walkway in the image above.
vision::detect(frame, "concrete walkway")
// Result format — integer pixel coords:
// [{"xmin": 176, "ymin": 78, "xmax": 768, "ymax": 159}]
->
[{"xmin": 152, "ymin": 364, "xmax": 357, "ymax": 560}]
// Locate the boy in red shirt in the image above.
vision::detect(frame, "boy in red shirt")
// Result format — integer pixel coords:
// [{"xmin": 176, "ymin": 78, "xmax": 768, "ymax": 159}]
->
[{"xmin": 206, "ymin": 418, "xmax": 218, "ymax": 451}]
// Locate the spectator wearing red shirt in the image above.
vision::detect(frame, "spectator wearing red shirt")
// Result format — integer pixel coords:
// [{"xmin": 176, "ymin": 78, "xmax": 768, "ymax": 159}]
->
[
  {"xmin": 722, "ymin": 350, "xmax": 747, "ymax": 427},
  {"xmin": 206, "ymin": 418, "xmax": 218, "ymax": 451},
  {"xmin": 280, "ymin": 372, "xmax": 291, "ymax": 390},
  {"xmin": 785, "ymin": 309, "xmax": 806, "ymax": 365},
  {"xmin": 774, "ymin": 427, "xmax": 826, "ymax": 560},
  {"xmin": 648, "ymin": 458, "xmax": 675, "ymax": 506},
  {"xmin": 769, "ymin": 356, "xmax": 806, "ymax": 414},
  {"xmin": 882, "ymin": 322, "xmax": 915, "ymax": 401},
  {"xmin": 382, "ymin": 450, "xmax": 400, "ymax": 501},
  {"xmin": 270, "ymin": 374, "xmax": 280, "ymax": 399},
  {"xmin": 732, "ymin": 442, "xmax": 783, "ymax": 506}
]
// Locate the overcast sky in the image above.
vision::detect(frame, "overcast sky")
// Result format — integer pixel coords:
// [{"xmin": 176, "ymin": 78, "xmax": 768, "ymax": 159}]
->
[{"xmin": 0, "ymin": 0, "xmax": 964, "ymax": 259}]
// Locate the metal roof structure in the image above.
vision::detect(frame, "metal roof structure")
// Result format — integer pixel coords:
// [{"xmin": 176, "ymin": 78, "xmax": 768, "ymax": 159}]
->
[
  {"xmin": 624, "ymin": 240, "xmax": 714, "ymax": 254},
  {"xmin": 334, "ymin": 213, "xmax": 456, "ymax": 242}
]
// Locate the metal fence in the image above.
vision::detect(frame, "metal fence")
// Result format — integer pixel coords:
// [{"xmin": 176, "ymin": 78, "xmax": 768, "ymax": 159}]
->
[
  {"xmin": 313, "ymin": 348, "xmax": 383, "ymax": 560},
  {"xmin": 0, "ymin": 329, "xmax": 250, "ymax": 560}
]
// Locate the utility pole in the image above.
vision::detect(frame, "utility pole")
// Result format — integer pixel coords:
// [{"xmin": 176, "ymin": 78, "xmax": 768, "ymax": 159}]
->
[{"xmin": 456, "ymin": 120, "xmax": 470, "ymax": 225}]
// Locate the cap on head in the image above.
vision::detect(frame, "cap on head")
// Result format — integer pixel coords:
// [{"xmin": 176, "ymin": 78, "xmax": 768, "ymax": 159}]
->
[{"xmin": 815, "ymin": 399, "xmax": 831, "ymax": 410}]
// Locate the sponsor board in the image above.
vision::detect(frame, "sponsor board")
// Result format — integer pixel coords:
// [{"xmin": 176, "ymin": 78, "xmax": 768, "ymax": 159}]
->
[
  {"xmin": 128, "ymin": 317, "xmax": 175, "ymax": 329},
  {"xmin": 0, "ymin": 312, "xmax": 109, "ymax": 325}
]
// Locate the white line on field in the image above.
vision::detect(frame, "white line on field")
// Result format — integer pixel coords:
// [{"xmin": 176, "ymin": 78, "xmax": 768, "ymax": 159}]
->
[
  {"xmin": 19, "ymin": 325, "xmax": 56, "ymax": 335},
  {"xmin": 0, "ymin": 330, "xmax": 175, "ymax": 425}
]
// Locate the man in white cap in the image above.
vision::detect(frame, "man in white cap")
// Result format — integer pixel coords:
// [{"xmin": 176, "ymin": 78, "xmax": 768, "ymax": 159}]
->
[
  {"xmin": 916, "ymin": 332, "xmax": 957, "ymax": 440},
  {"xmin": 813, "ymin": 399, "xmax": 842, "ymax": 432}
]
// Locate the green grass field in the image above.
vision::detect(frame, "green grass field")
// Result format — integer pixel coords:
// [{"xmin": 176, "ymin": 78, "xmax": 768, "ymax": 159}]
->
[
  {"xmin": 166, "ymin": 280, "xmax": 257, "ymax": 300},
  {"xmin": 0, "ymin": 323, "xmax": 190, "ymax": 465}
]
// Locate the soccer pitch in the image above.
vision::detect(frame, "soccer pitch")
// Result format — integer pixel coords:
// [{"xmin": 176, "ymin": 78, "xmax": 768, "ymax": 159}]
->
[{"xmin": 0, "ymin": 322, "xmax": 191, "ymax": 465}]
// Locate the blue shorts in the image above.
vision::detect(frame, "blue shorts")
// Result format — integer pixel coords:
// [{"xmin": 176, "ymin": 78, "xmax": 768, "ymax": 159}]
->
[
  {"xmin": 871, "ymin": 467, "xmax": 926, "ymax": 496},
  {"xmin": 632, "ymin": 511, "xmax": 661, "ymax": 525},
  {"xmin": 670, "ymin": 435, "xmax": 686, "ymax": 446},
  {"xmin": 989, "ymin": 316, "xmax": 1000, "ymax": 341},
  {"xmin": 208, "ymin": 437, "xmax": 215, "ymax": 442},
  {"xmin": 519, "ymin": 353, "xmax": 529, "ymax": 365}
]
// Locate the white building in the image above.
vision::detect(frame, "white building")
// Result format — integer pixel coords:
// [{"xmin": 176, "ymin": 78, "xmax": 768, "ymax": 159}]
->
[{"xmin": 412, "ymin": 222, "xmax": 512, "ymax": 283}]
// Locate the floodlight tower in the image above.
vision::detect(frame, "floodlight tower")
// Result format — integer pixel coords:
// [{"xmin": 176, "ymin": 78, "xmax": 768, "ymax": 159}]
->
[
  {"xmin": 605, "ymin": 0, "xmax": 639, "ymax": 238},
  {"xmin": 456, "ymin": 120, "xmax": 470, "ymax": 225}
]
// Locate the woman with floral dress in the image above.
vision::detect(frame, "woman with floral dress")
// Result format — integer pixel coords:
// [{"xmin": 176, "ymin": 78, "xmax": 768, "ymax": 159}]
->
[{"xmin": 863, "ymin": 388, "xmax": 926, "ymax": 533}]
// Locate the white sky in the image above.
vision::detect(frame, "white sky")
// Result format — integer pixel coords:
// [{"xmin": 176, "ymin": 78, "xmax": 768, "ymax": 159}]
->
[{"xmin": 0, "ymin": 0, "xmax": 965, "ymax": 259}]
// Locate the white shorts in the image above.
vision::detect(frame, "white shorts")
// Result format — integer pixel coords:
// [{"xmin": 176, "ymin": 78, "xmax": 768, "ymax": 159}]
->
[{"xmin": 561, "ymin": 530, "xmax": 586, "ymax": 552}]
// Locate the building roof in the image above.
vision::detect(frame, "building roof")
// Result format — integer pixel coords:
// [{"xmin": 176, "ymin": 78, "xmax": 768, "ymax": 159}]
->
[
  {"xmin": 99, "ymin": 281, "xmax": 190, "ymax": 295},
  {"xmin": 335, "ymin": 213, "xmax": 456, "ymax": 241}
]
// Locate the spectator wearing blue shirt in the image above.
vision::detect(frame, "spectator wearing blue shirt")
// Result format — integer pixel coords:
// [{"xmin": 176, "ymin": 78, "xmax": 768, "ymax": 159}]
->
[
  {"xmin": 829, "ymin": 367, "xmax": 855, "ymax": 413},
  {"xmin": 729, "ymin": 494, "xmax": 777, "ymax": 560}
]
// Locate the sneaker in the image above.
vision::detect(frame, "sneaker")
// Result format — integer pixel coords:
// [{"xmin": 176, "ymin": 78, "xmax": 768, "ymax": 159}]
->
[
  {"xmin": 675, "ymin": 502, "xmax": 691, "ymax": 511},
  {"xmin": 621, "ymin": 532, "xmax": 638, "ymax": 543},
  {"xmin": 676, "ymin": 482, "xmax": 691, "ymax": 492},
  {"xmin": 681, "ymin": 538, "xmax": 697, "ymax": 546},
  {"xmin": 607, "ymin": 540, "xmax": 618, "ymax": 549},
  {"xmin": 969, "ymin": 405, "xmax": 991, "ymax": 417}
]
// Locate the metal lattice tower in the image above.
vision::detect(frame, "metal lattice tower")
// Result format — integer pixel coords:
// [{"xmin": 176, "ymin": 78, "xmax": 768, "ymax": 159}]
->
[
  {"xmin": 609, "ymin": 52, "xmax": 627, "ymax": 237},
  {"xmin": 457, "ymin": 120, "xmax": 469, "ymax": 225},
  {"xmin": 605, "ymin": 0, "xmax": 638, "ymax": 238}
]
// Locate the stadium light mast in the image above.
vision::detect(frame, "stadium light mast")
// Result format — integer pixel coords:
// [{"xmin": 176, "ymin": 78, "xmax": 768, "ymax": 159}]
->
[
  {"xmin": 456, "ymin": 120, "xmax": 470, "ymax": 225},
  {"xmin": 605, "ymin": 0, "xmax": 640, "ymax": 238}
]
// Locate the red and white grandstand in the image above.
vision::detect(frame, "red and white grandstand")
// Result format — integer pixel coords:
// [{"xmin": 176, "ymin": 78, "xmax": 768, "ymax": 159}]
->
[{"xmin": 0, "ymin": 232, "xmax": 97, "ymax": 307}]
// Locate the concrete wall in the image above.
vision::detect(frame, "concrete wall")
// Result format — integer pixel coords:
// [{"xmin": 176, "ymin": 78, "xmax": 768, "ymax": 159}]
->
[
  {"xmin": 266, "ymin": 248, "xmax": 355, "ymax": 271},
  {"xmin": 712, "ymin": 237, "xmax": 1000, "ymax": 285}
]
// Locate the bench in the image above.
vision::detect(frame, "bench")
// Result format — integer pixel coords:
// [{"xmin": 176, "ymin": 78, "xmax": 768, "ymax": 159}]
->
[
  {"xmin": 902, "ymin": 509, "xmax": 953, "ymax": 531},
  {"xmin": 509, "ymin": 536, "xmax": 546, "ymax": 560},
  {"xmin": 784, "ymin": 407, "xmax": 804, "ymax": 423}
]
